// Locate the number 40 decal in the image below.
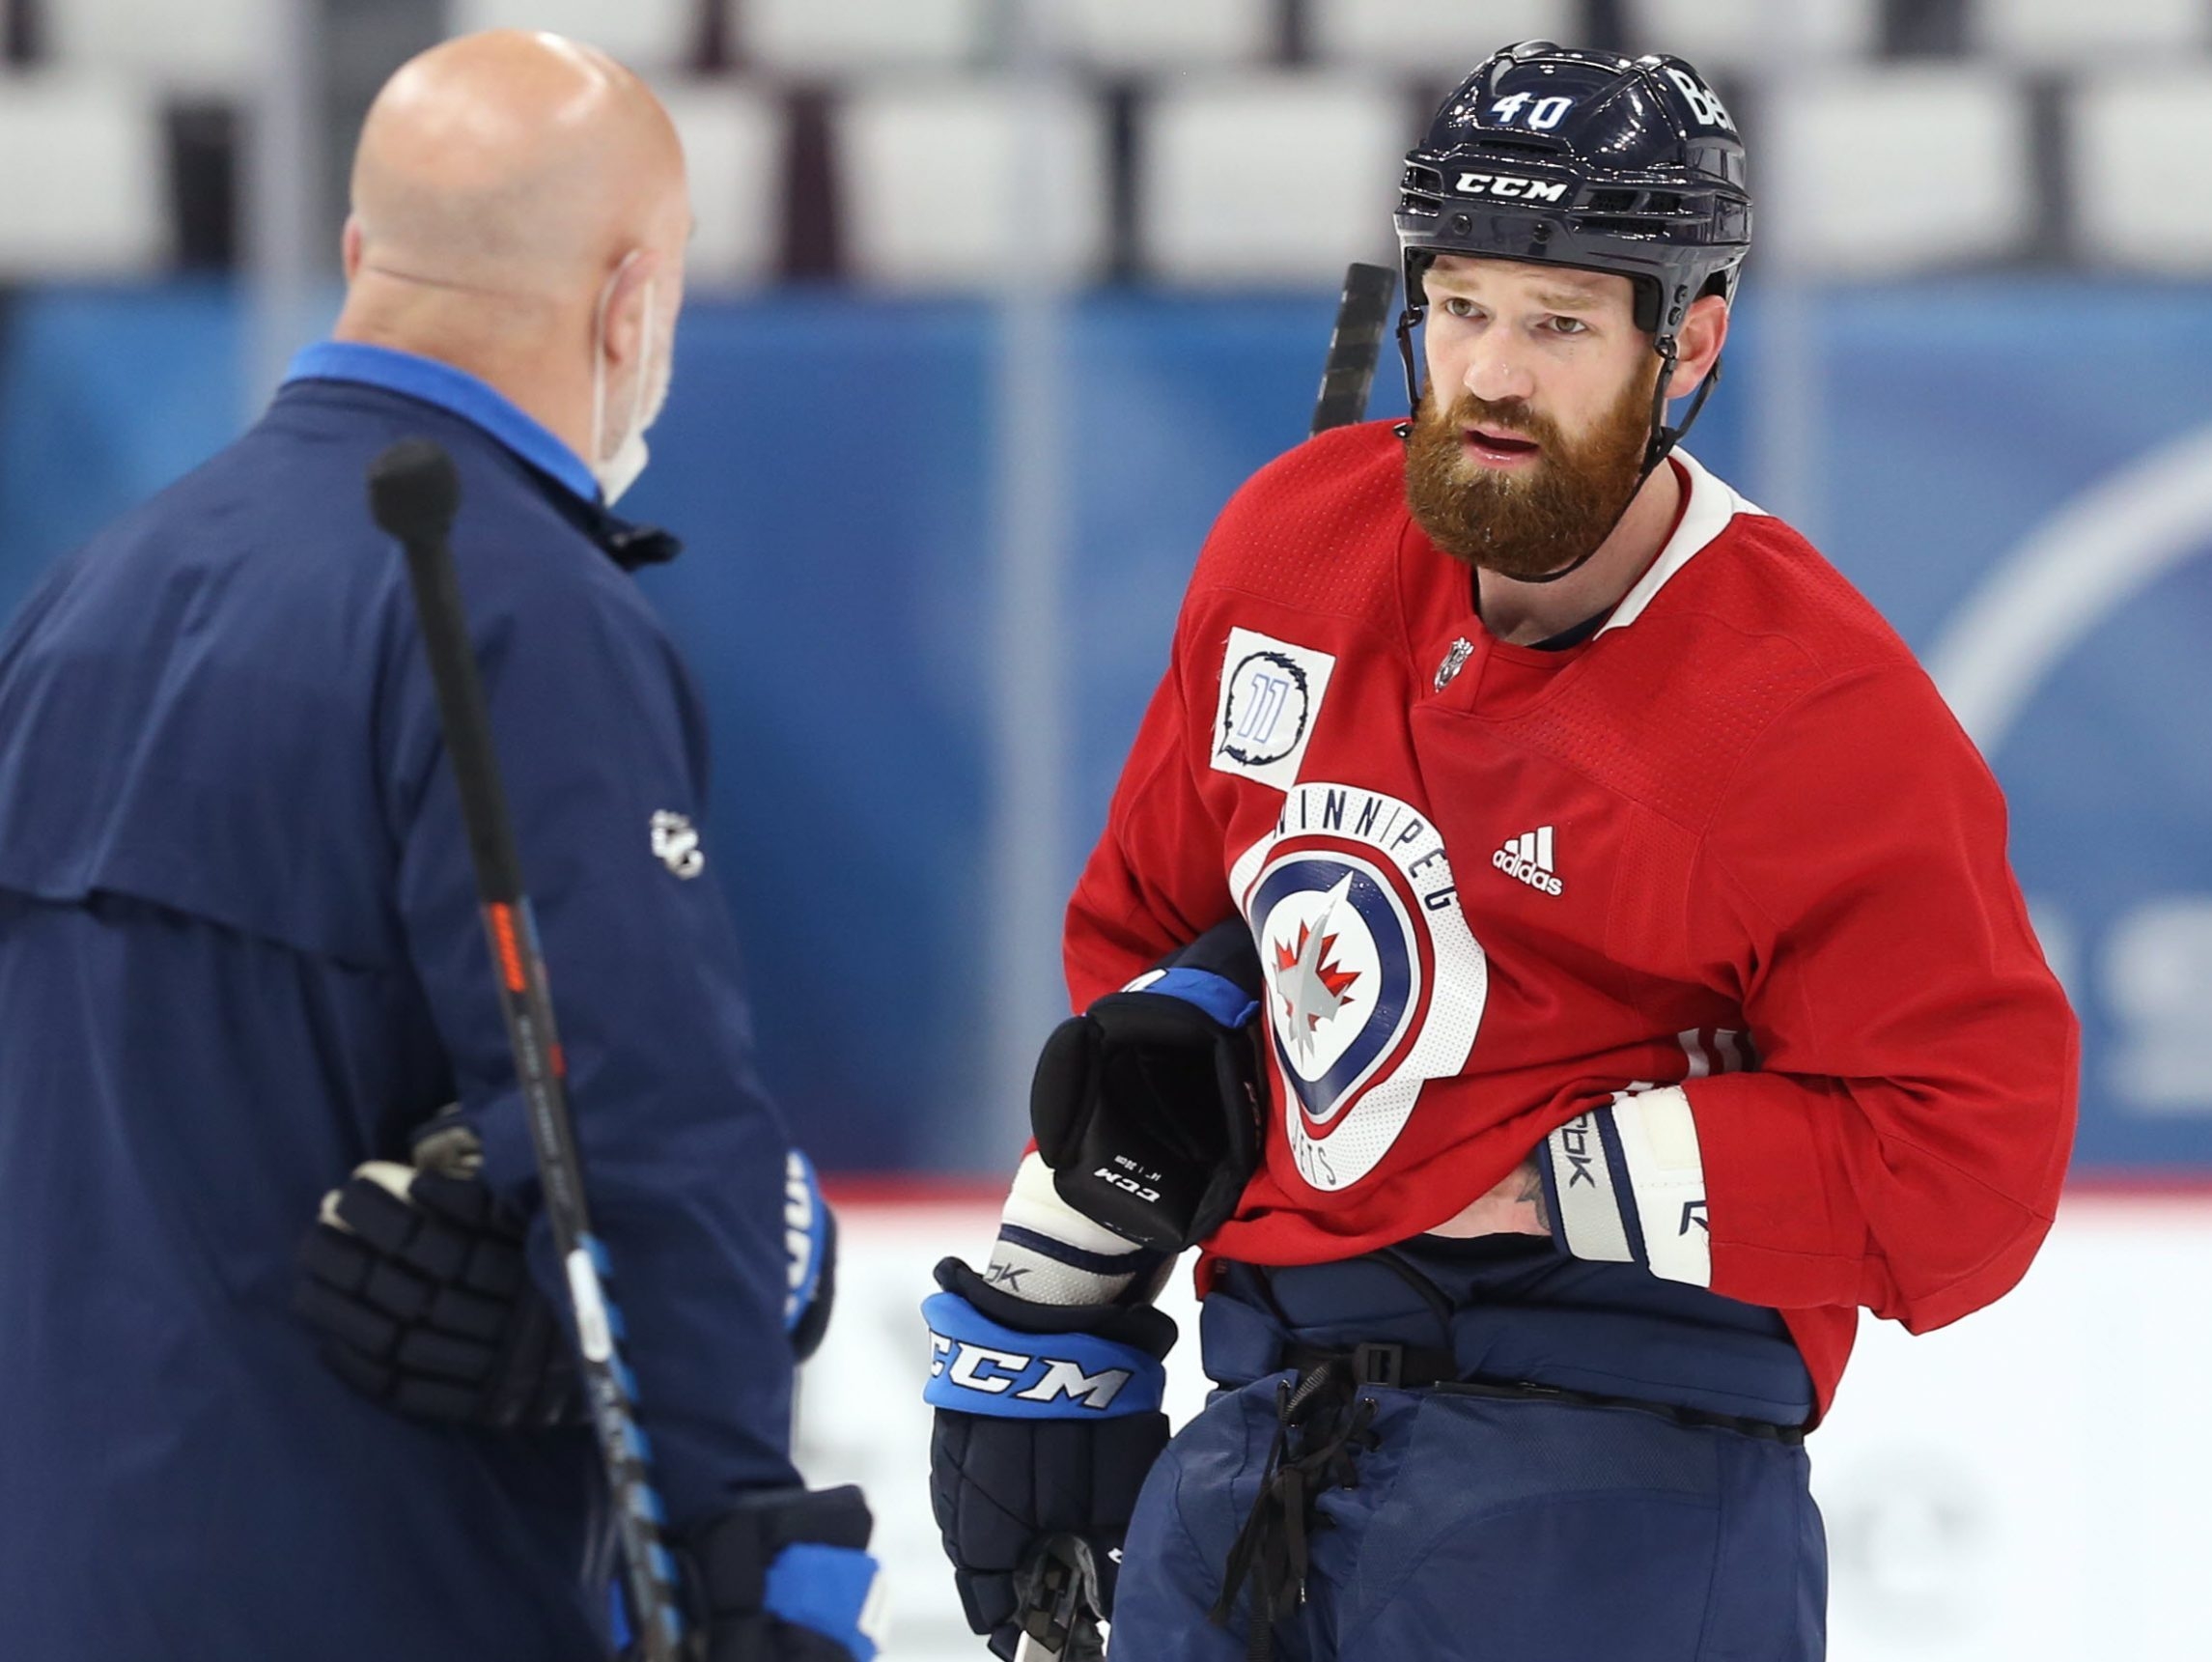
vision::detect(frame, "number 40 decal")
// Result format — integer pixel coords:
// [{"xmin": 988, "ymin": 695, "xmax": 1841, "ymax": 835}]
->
[
  {"xmin": 1490, "ymin": 91, "xmax": 1572, "ymax": 130},
  {"xmin": 1492, "ymin": 71, "xmax": 1735, "ymax": 137}
]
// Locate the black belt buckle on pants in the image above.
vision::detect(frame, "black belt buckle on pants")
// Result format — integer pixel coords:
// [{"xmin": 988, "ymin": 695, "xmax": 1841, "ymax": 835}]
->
[
  {"xmin": 1281, "ymin": 1338, "xmax": 1458, "ymax": 1391},
  {"xmin": 1350, "ymin": 1342, "xmax": 1400, "ymax": 1388}
]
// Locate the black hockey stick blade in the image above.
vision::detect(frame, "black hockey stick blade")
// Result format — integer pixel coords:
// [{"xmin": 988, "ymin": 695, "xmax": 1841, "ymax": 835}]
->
[
  {"xmin": 371, "ymin": 437, "xmax": 688, "ymax": 1662},
  {"xmin": 1310, "ymin": 262, "xmax": 1398, "ymax": 436}
]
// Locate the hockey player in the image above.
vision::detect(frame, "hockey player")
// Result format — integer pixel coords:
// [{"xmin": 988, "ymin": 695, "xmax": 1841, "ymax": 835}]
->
[
  {"xmin": 0, "ymin": 33, "xmax": 874, "ymax": 1662},
  {"xmin": 925, "ymin": 42, "xmax": 2077, "ymax": 1660}
]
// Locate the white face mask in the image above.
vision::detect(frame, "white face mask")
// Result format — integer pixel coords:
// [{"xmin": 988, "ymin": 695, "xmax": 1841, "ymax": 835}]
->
[{"xmin": 590, "ymin": 252, "xmax": 659, "ymax": 506}]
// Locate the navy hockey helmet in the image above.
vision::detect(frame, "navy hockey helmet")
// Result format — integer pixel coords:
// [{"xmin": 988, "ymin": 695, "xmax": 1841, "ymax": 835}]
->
[{"xmin": 1393, "ymin": 41, "xmax": 1752, "ymax": 477}]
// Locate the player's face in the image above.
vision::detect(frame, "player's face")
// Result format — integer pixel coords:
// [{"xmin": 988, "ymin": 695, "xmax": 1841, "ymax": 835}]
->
[
  {"xmin": 1404, "ymin": 256, "xmax": 1657, "ymax": 581},
  {"xmin": 1416, "ymin": 256, "xmax": 1647, "ymax": 450}
]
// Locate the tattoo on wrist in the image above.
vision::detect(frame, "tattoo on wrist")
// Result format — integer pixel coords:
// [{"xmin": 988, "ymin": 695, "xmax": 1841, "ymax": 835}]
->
[{"xmin": 1516, "ymin": 1162, "xmax": 1552, "ymax": 1234}]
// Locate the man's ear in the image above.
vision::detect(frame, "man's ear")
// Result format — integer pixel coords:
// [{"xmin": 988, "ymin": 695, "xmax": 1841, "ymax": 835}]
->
[
  {"xmin": 1668, "ymin": 292, "xmax": 1730, "ymax": 396},
  {"xmin": 341, "ymin": 217, "xmax": 365, "ymax": 282},
  {"xmin": 599, "ymin": 248, "xmax": 663, "ymax": 369}
]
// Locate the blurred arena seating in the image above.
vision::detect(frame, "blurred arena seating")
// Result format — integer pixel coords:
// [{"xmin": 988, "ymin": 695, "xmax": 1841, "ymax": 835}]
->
[
  {"xmin": 1621, "ymin": 0, "xmax": 1882, "ymax": 70},
  {"xmin": 1057, "ymin": 0, "xmax": 1278, "ymax": 71},
  {"xmin": 838, "ymin": 77, "xmax": 1110, "ymax": 286},
  {"xmin": 1312, "ymin": 0, "xmax": 1581, "ymax": 72},
  {"xmin": 37, "ymin": 0, "xmax": 261, "ymax": 94},
  {"xmin": 1139, "ymin": 70, "xmax": 1405, "ymax": 282},
  {"xmin": 656, "ymin": 75, "xmax": 786, "ymax": 285},
  {"xmin": 2069, "ymin": 67, "xmax": 2212, "ymax": 270},
  {"xmin": 3, "ymin": 0, "xmax": 2208, "ymax": 286},
  {"xmin": 1970, "ymin": 0, "xmax": 2211, "ymax": 62},
  {"xmin": 733, "ymin": 0, "xmax": 984, "ymax": 75},
  {"xmin": 452, "ymin": 0, "xmax": 704, "ymax": 74},
  {"xmin": 1766, "ymin": 64, "xmax": 2035, "ymax": 273},
  {"xmin": 0, "ymin": 69, "xmax": 169, "ymax": 277}
]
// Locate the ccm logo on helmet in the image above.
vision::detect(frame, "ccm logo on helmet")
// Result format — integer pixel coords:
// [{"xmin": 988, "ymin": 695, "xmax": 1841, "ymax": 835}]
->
[{"xmin": 1455, "ymin": 172, "xmax": 1569, "ymax": 204}]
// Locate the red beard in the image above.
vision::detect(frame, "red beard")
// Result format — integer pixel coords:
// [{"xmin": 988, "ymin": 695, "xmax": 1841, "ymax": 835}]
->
[{"xmin": 1403, "ymin": 364, "xmax": 1655, "ymax": 582}]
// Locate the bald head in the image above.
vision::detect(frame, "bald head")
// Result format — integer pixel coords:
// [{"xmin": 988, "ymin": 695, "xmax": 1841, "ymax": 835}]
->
[
  {"xmin": 350, "ymin": 30, "xmax": 685, "ymax": 295},
  {"xmin": 333, "ymin": 31, "xmax": 691, "ymax": 486}
]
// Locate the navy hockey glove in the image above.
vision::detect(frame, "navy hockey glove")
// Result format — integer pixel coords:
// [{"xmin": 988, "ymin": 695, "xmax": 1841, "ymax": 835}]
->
[
  {"xmin": 298, "ymin": 1130, "xmax": 842, "ymax": 1431},
  {"xmin": 1032, "ymin": 916, "xmax": 1267, "ymax": 1252},
  {"xmin": 924, "ymin": 1257, "xmax": 1175, "ymax": 1659},
  {"xmin": 627, "ymin": 1486, "xmax": 881, "ymax": 1662},
  {"xmin": 294, "ymin": 1121, "xmax": 581, "ymax": 1429},
  {"xmin": 783, "ymin": 1149, "xmax": 838, "ymax": 1363}
]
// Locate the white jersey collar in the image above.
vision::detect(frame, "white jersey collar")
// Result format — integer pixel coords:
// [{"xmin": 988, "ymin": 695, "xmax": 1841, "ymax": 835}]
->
[{"xmin": 1594, "ymin": 449, "xmax": 1765, "ymax": 638}]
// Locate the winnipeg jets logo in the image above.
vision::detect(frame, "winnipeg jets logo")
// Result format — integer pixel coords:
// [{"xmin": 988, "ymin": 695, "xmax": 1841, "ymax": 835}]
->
[
  {"xmin": 1233, "ymin": 782, "xmax": 1490, "ymax": 1192},
  {"xmin": 650, "ymin": 810, "xmax": 705, "ymax": 879},
  {"xmin": 1272, "ymin": 874, "xmax": 1362, "ymax": 1063}
]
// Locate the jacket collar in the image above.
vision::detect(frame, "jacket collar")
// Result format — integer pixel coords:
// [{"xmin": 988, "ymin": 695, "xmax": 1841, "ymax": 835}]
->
[{"xmin": 282, "ymin": 341, "xmax": 681, "ymax": 571}]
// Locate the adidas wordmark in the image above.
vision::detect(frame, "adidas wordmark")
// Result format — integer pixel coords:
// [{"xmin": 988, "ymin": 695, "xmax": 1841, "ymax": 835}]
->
[{"xmin": 1494, "ymin": 825, "xmax": 1562, "ymax": 896}]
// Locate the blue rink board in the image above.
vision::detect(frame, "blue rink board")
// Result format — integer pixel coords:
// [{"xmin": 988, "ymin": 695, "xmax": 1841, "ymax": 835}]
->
[{"xmin": 1, "ymin": 280, "xmax": 2206, "ymax": 1172}]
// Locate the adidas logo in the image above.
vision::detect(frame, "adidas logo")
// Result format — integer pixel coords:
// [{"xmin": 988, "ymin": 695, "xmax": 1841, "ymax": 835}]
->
[{"xmin": 1493, "ymin": 826, "xmax": 1563, "ymax": 896}]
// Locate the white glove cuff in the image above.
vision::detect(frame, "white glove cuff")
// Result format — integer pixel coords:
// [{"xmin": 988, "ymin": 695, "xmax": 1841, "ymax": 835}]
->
[
  {"xmin": 1541, "ymin": 1085, "xmax": 1712, "ymax": 1287},
  {"xmin": 983, "ymin": 1152, "xmax": 1165, "ymax": 1306}
]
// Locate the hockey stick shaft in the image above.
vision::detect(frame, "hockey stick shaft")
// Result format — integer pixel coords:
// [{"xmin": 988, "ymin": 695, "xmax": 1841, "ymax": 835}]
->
[
  {"xmin": 368, "ymin": 438, "xmax": 686, "ymax": 1662},
  {"xmin": 1309, "ymin": 262, "xmax": 1398, "ymax": 435}
]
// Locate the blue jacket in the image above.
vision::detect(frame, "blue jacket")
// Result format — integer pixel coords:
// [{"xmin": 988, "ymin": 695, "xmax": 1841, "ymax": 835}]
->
[{"xmin": 0, "ymin": 345, "xmax": 801, "ymax": 1660}]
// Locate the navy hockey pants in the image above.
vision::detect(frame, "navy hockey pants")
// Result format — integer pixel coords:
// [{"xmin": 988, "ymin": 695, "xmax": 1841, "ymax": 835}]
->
[{"xmin": 1111, "ymin": 1257, "xmax": 1827, "ymax": 1660}]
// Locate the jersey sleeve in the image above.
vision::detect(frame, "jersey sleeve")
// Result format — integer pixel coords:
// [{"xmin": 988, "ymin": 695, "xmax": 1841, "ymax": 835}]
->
[
  {"xmin": 1063, "ymin": 627, "xmax": 1238, "ymax": 1011},
  {"xmin": 1670, "ymin": 664, "xmax": 2077, "ymax": 1332},
  {"xmin": 385, "ymin": 552, "xmax": 801, "ymax": 1527}
]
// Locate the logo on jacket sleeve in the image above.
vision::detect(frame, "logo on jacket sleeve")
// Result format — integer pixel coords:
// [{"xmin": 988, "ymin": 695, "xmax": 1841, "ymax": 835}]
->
[
  {"xmin": 1211, "ymin": 627, "xmax": 1336, "ymax": 791},
  {"xmin": 651, "ymin": 810, "xmax": 705, "ymax": 879}
]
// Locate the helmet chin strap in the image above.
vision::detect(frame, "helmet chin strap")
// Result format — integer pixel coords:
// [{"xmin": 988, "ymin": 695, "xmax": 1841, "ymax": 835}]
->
[
  {"xmin": 1395, "ymin": 306, "xmax": 1722, "ymax": 587},
  {"xmin": 1393, "ymin": 304, "xmax": 1424, "ymax": 437}
]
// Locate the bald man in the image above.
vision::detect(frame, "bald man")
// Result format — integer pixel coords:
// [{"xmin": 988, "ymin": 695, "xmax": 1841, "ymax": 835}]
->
[{"xmin": 0, "ymin": 32, "xmax": 877, "ymax": 1662}]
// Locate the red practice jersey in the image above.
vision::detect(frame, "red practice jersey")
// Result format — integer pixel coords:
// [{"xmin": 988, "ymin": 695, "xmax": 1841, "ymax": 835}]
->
[{"xmin": 1063, "ymin": 421, "xmax": 2079, "ymax": 1417}]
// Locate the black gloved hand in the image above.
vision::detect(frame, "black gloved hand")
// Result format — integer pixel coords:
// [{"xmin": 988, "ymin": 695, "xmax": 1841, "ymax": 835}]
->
[
  {"xmin": 294, "ymin": 1125, "xmax": 582, "ymax": 1429},
  {"xmin": 296, "ymin": 1128, "xmax": 843, "ymax": 1431},
  {"xmin": 925, "ymin": 1258, "xmax": 1175, "ymax": 1658},
  {"xmin": 1031, "ymin": 915, "xmax": 1266, "ymax": 1252},
  {"xmin": 669, "ymin": 1485, "xmax": 882, "ymax": 1662}
]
